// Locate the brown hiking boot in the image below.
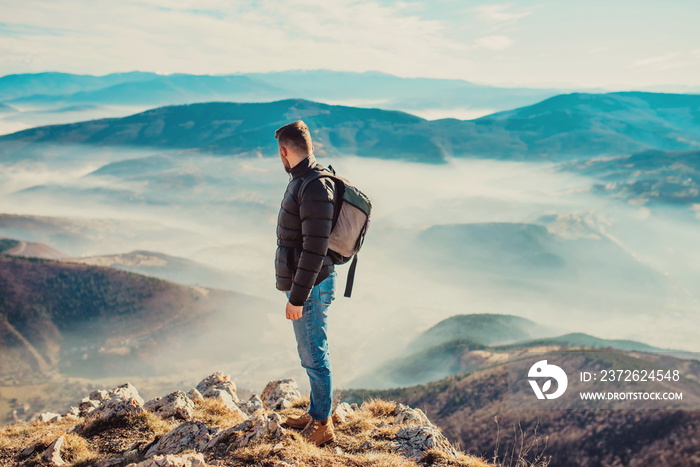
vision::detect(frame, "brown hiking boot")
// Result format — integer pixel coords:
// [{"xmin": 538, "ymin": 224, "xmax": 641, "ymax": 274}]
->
[
  {"xmin": 300, "ymin": 416, "xmax": 335, "ymax": 446},
  {"xmin": 283, "ymin": 411, "xmax": 312, "ymax": 429}
]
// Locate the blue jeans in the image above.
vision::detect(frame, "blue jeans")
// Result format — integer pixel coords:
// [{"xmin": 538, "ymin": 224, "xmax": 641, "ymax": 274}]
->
[{"xmin": 285, "ymin": 270, "xmax": 337, "ymax": 421}]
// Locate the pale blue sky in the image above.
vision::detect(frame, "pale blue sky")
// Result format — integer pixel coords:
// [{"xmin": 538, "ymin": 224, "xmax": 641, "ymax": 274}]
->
[{"xmin": 0, "ymin": 0, "xmax": 698, "ymax": 88}]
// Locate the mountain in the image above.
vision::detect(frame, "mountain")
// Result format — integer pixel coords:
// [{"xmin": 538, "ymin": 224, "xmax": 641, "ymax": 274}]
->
[
  {"xmin": 496, "ymin": 332, "xmax": 665, "ymax": 352},
  {"xmin": 350, "ymin": 313, "xmax": 666, "ymax": 389},
  {"xmin": 0, "ymin": 103, "xmax": 16, "ymax": 114},
  {"xmin": 0, "ymin": 253, "xmax": 269, "ymax": 380},
  {"xmin": 2, "ymin": 70, "xmax": 567, "ymax": 117},
  {"xmin": 563, "ymin": 148, "xmax": 700, "ymax": 206},
  {"xmin": 3, "ymin": 93, "xmax": 699, "ymax": 162},
  {"xmin": 472, "ymin": 91, "xmax": 700, "ymax": 158},
  {"xmin": 345, "ymin": 350, "xmax": 700, "ymax": 466},
  {"xmin": 61, "ymin": 249, "xmax": 247, "ymax": 291},
  {"xmin": 0, "ymin": 237, "xmax": 68, "ymax": 259},
  {"xmin": 244, "ymin": 69, "xmax": 568, "ymax": 113},
  {"xmin": 0, "ymin": 213, "xmax": 203, "ymax": 257},
  {"xmin": 411, "ymin": 314, "xmax": 553, "ymax": 351},
  {"xmin": 9, "ymin": 74, "xmax": 288, "ymax": 107},
  {"xmin": 0, "ymin": 72, "xmax": 158, "ymax": 102}
]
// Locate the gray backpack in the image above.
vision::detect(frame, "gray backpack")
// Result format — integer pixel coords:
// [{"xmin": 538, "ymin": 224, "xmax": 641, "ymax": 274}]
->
[{"xmin": 300, "ymin": 165, "xmax": 372, "ymax": 297}]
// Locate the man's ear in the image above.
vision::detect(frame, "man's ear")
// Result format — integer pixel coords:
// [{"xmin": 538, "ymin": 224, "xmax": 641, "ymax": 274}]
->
[{"xmin": 279, "ymin": 145, "xmax": 288, "ymax": 158}]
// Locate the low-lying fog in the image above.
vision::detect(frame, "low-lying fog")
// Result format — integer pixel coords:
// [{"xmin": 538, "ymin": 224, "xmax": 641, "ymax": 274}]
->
[{"xmin": 1, "ymin": 143, "xmax": 698, "ymax": 394}]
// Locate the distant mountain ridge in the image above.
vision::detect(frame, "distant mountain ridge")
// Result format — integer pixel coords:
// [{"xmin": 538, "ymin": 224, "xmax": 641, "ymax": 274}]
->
[
  {"xmin": 0, "ymin": 253, "xmax": 269, "ymax": 379},
  {"xmin": 351, "ymin": 313, "xmax": 672, "ymax": 389},
  {"xmin": 1, "ymin": 70, "xmax": 566, "ymax": 115},
  {"xmin": 2, "ymin": 92, "xmax": 700, "ymax": 162},
  {"xmin": 0, "ymin": 71, "xmax": 159, "ymax": 101}
]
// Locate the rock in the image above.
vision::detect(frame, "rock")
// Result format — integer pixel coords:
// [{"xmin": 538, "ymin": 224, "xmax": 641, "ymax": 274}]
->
[
  {"xmin": 238, "ymin": 394, "xmax": 263, "ymax": 415},
  {"xmin": 187, "ymin": 388, "xmax": 204, "ymax": 403},
  {"xmin": 392, "ymin": 403, "xmax": 430, "ymax": 425},
  {"xmin": 95, "ymin": 457, "xmax": 126, "ymax": 467},
  {"xmin": 125, "ymin": 452, "xmax": 206, "ymax": 467},
  {"xmin": 78, "ymin": 398, "xmax": 101, "ymax": 416},
  {"xmin": 90, "ymin": 389, "xmax": 109, "ymax": 401},
  {"xmin": 64, "ymin": 405, "xmax": 80, "ymax": 417},
  {"xmin": 42, "ymin": 435, "xmax": 66, "ymax": 466},
  {"xmin": 205, "ymin": 412, "xmax": 284, "ymax": 451},
  {"xmin": 195, "ymin": 372, "xmax": 238, "ymax": 403},
  {"xmin": 391, "ymin": 424, "xmax": 458, "ymax": 460},
  {"xmin": 332, "ymin": 402, "xmax": 354, "ymax": 424},
  {"xmin": 39, "ymin": 412, "xmax": 62, "ymax": 422},
  {"xmin": 144, "ymin": 391, "xmax": 195, "ymax": 420},
  {"xmin": 206, "ymin": 389, "xmax": 245, "ymax": 416},
  {"xmin": 20, "ymin": 444, "xmax": 35, "ymax": 458},
  {"xmin": 144, "ymin": 420, "xmax": 218, "ymax": 458},
  {"xmin": 71, "ymin": 383, "xmax": 145, "ymax": 433},
  {"xmin": 229, "ymin": 412, "xmax": 284, "ymax": 449},
  {"xmin": 272, "ymin": 442, "xmax": 284, "ymax": 453},
  {"xmin": 260, "ymin": 379, "xmax": 302, "ymax": 410}
]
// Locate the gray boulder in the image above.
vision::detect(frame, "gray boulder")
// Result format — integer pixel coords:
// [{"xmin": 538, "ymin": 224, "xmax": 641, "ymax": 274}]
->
[
  {"xmin": 144, "ymin": 420, "xmax": 218, "ymax": 458},
  {"xmin": 144, "ymin": 391, "xmax": 195, "ymax": 420},
  {"xmin": 260, "ymin": 379, "xmax": 302, "ymax": 410}
]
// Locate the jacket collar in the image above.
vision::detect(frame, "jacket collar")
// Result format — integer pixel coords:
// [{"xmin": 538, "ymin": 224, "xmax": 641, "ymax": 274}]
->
[{"xmin": 289, "ymin": 154, "xmax": 317, "ymax": 180}]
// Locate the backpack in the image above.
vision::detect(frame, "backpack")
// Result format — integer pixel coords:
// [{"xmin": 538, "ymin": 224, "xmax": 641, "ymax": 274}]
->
[{"xmin": 299, "ymin": 164, "xmax": 372, "ymax": 298}]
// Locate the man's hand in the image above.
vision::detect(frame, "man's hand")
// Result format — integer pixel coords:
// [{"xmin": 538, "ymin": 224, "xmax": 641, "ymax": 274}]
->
[{"xmin": 286, "ymin": 301, "xmax": 303, "ymax": 321}]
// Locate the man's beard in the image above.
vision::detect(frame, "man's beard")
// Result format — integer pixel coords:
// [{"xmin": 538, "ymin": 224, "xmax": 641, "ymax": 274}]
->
[{"xmin": 281, "ymin": 154, "xmax": 291, "ymax": 173}]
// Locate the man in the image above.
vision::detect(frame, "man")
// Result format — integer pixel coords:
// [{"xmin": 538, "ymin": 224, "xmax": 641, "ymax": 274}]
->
[{"xmin": 274, "ymin": 120, "xmax": 337, "ymax": 446}]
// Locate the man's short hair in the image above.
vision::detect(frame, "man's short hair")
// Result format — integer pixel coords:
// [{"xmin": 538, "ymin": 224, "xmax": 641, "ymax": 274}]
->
[{"xmin": 275, "ymin": 120, "xmax": 313, "ymax": 154}]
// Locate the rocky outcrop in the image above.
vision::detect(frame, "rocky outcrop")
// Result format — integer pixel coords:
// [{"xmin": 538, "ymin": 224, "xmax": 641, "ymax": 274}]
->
[
  {"xmin": 237, "ymin": 394, "xmax": 263, "ymax": 416},
  {"xmin": 389, "ymin": 403, "xmax": 458, "ymax": 459},
  {"xmin": 213, "ymin": 412, "xmax": 284, "ymax": 450},
  {"xmin": 43, "ymin": 435, "xmax": 67, "ymax": 466},
  {"xmin": 195, "ymin": 372, "xmax": 238, "ymax": 403},
  {"xmin": 144, "ymin": 391, "xmax": 195, "ymax": 420},
  {"xmin": 144, "ymin": 420, "xmax": 218, "ymax": 458},
  {"xmin": 260, "ymin": 379, "xmax": 302, "ymax": 410},
  {"xmin": 332, "ymin": 401, "xmax": 355, "ymax": 424},
  {"xmin": 39, "ymin": 411, "xmax": 63, "ymax": 423},
  {"xmin": 10, "ymin": 371, "xmax": 477, "ymax": 467},
  {"xmin": 126, "ymin": 453, "xmax": 206, "ymax": 467},
  {"xmin": 391, "ymin": 424, "xmax": 458, "ymax": 459},
  {"xmin": 393, "ymin": 403, "xmax": 431, "ymax": 425},
  {"xmin": 70, "ymin": 382, "xmax": 145, "ymax": 433}
]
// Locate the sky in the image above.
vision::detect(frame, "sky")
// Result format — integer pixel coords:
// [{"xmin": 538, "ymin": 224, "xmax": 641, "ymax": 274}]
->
[{"xmin": 0, "ymin": 0, "xmax": 698, "ymax": 89}]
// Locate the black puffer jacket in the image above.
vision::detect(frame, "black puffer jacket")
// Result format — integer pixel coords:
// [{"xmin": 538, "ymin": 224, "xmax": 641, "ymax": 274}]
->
[{"xmin": 275, "ymin": 155, "xmax": 336, "ymax": 306}]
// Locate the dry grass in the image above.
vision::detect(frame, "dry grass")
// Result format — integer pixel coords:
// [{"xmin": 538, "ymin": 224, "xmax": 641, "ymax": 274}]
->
[
  {"xmin": 62, "ymin": 433, "xmax": 101, "ymax": 467},
  {"xmin": 191, "ymin": 397, "xmax": 247, "ymax": 429},
  {"xmin": 0, "ymin": 417, "xmax": 79, "ymax": 456},
  {"xmin": 362, "ymin": 398, "xmax": 398, "ymax": 418},
  {"xmin": 205, "ymin": 396, "xmax": 494, "ymax": 467},
  {"xmin": 0, "ymin": 395, "xmax": 498, "ymax": 467}
]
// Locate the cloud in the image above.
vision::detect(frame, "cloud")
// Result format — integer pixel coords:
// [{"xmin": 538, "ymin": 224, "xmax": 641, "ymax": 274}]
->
[
  {"xmin": 0, "ymin": 0, "xmax": 472, "ymax": 78},
  {"xmin": 469, "ymin": 3, "xmax": 533, "ymax": 25},
  {"xmin": 631, "ymin": 51, "xmax": 693, "ymax": 71},
  {"xmin": 475, "ymin": 34, "xmax": 514, "ymax": 50}
]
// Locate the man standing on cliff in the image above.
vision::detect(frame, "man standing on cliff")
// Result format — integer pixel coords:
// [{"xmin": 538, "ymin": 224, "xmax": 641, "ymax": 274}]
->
[{"xmin": 274, "ymin": 120, "xmax": 337, "ymax": 446}]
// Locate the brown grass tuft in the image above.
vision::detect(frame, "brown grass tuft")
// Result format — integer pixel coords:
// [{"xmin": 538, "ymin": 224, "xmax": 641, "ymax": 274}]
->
[
  {"xmin": 62, "ymin": 433, "xmax": 101, "ymax": 467},
  {"xmin": 191, "ymin": 397, "xmax": 247, "ymax": 428},
  {"xmin": 361, "ymin": 398, "xmax": 398, "ymax": 418}
]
